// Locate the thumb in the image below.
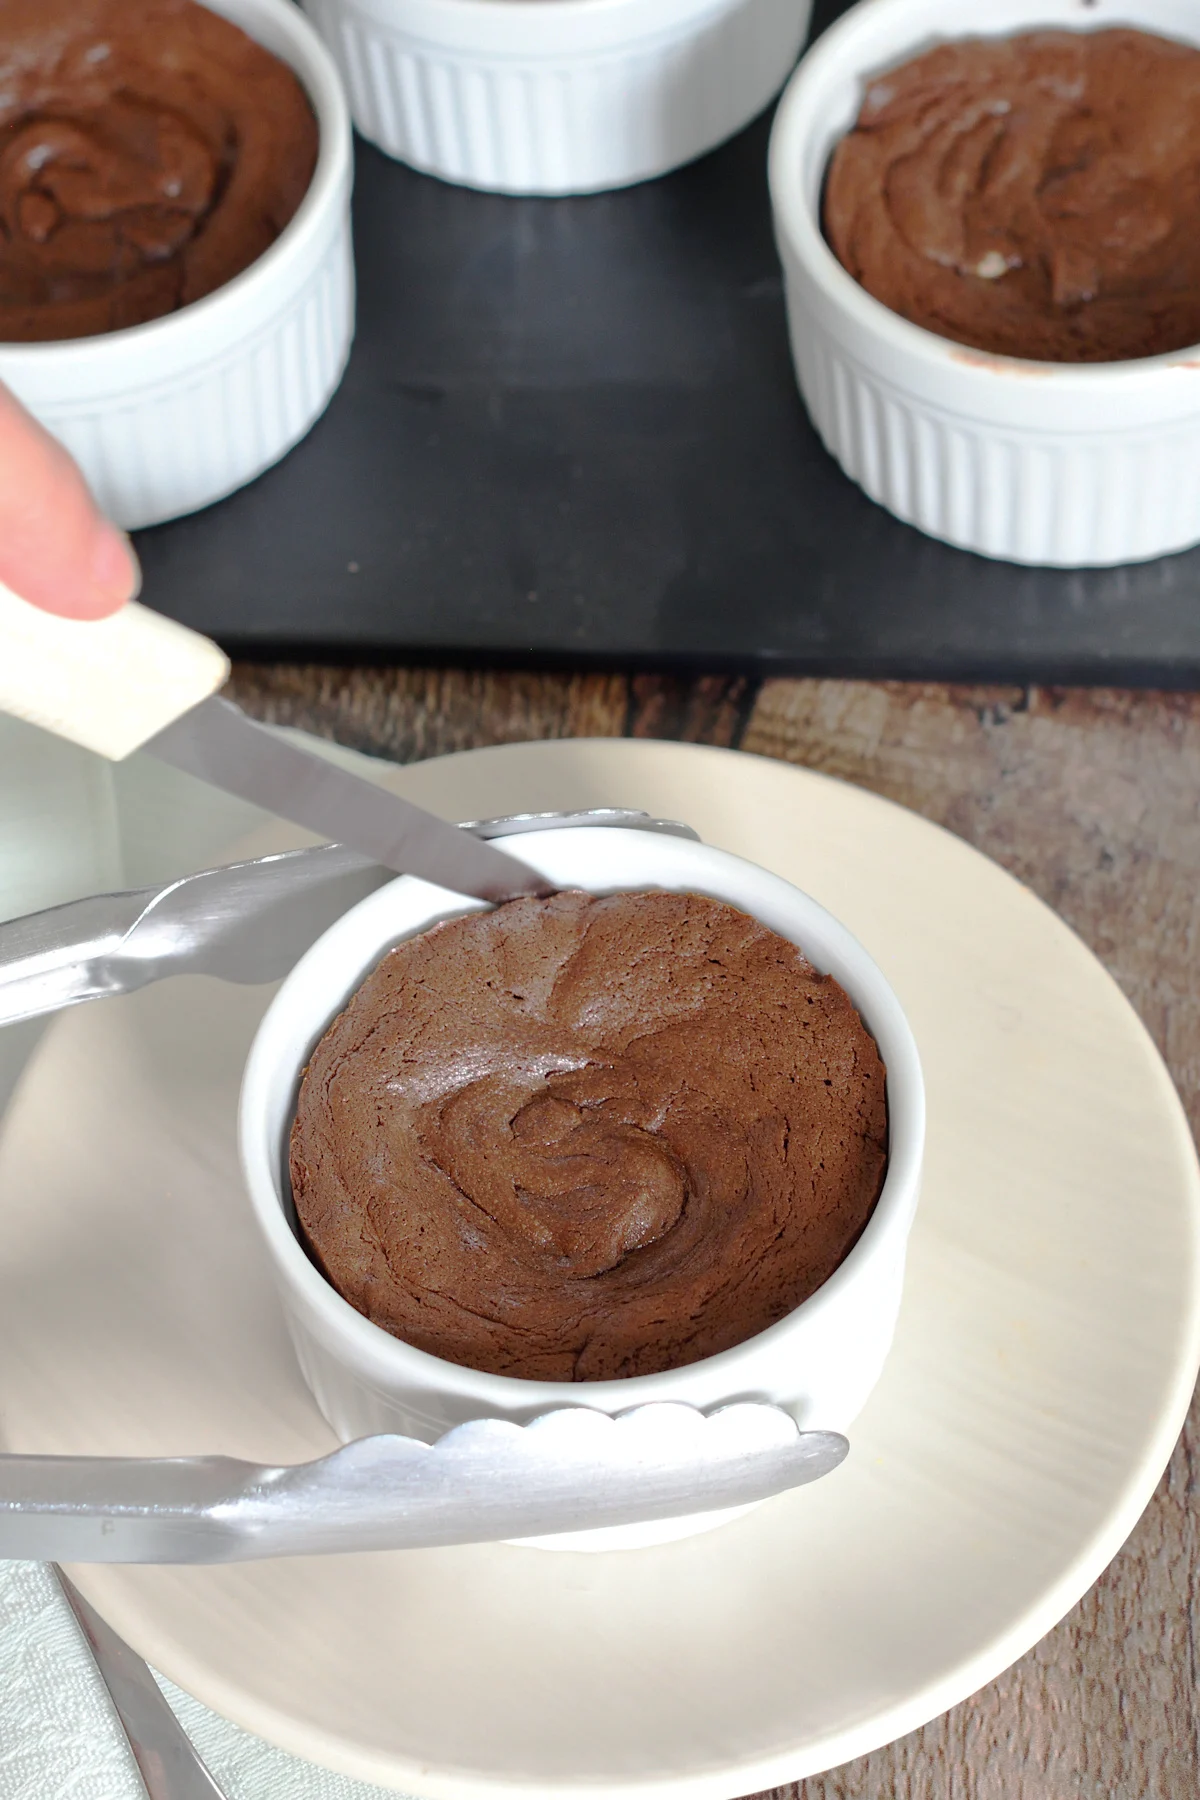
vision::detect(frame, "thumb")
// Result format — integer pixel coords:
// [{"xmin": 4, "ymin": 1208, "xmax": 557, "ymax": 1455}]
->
[{"xmin": 0, "ymin": 382, "xmax": 141, "ymax": 620}]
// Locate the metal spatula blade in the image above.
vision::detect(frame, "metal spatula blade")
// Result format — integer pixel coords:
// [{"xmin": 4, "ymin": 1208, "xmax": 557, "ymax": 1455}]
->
[
  {"xmin": 145, "ymin": 697, "xmax": 549, "ymax": 902},
  {"xmin": 0, "ymin": 1405, "xmax": 847, "ymax": 1562},
  {"xmin": 0, "ymin": 589, "xmax": 546, "ymax": 903}
]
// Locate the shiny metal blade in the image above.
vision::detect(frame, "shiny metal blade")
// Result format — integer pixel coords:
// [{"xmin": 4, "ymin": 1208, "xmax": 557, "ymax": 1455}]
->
[
  {"xmin": 144, "ymin": 697, "xmax": 550, "ymax": 903},
  {"xmin": 0, "ymin": 1406, "xmax": 847, "ymax": 1561},
  {"xmin": 0, "ymin": 844, "xmax": 389, "ymax": 1028},
  {"xmin": 55, "ymin": 1569, "xmax": 230, "ymax": 1800}
]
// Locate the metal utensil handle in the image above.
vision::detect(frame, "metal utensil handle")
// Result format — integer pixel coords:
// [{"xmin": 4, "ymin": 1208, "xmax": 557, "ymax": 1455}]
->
[
  {"xmin": 466, "ymin": 809, "xmax": 699, "ymax": 842},
  {"xmin": 0, "ymin": 810, "xmax": 700, "ymax": 1029},
  {"xmin": 0, "ymin": 1407, "xmax": 847, "ymax": 1562},
  {"xmin": 55, "ymin": 1567, "xmax": 230, "ymax": 1799},
  {"xmin": 0, "ymin": 845, "xmax": 383, "ymax": 1030},
  {"xmin": 0, "ymin": 889, "xmax": 155, "ymax": 1027}
]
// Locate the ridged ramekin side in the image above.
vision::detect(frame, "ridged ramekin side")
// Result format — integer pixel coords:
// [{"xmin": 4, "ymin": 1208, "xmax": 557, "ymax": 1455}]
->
[
  {"xmin": 28, "ymin": 221, "xmax": 354, "ymax": 531},
  {"xmin": 304, "ymin": 0, "xmax": 811, "ymax": 194},
  {"xmin": 769, "ymin": 0, "xmax": 1200, "ymax": 570},
  {"xmin": 787, "ymin": 283, "xmax": 1200, "ymax": 566}
]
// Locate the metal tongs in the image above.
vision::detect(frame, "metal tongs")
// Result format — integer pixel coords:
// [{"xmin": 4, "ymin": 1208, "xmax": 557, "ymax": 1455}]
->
[
  {"xmin": 0, "ymin": 809, "xmax": 698, "ymax": 1029},
  {"xmin": 1, "ymin": 1407, "xmax": 847, "ymax": 1561},
  {"xmin": 0, "ymin": 808, "xmax": 848, "ymax": 1557}
]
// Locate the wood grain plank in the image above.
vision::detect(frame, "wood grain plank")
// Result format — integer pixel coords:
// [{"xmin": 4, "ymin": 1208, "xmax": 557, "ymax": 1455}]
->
[
  {"xmin": 623, "ymin": 673, "xmax": 758, "ymax": 745},
  {"xmin": 227, "ymin": 666, "xmax": 758, "ymax": 758},
  {"xmin": 227, "ymin": 665, "xmax": 630, "ymax": 757}
]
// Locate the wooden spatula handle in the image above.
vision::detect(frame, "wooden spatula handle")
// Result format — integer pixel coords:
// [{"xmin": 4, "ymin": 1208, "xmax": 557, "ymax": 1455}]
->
[{"xmin": 0, "ymin": 582, "xmax": 229, "ymax": 760}]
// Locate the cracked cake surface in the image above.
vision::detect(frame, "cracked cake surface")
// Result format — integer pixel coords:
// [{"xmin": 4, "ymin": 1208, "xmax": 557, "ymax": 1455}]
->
[
  {"xmin": 290, "ymin": 890, "xmax": 888, "ymax": 1382},
  {"xmin": 823, "ymin": 28, "xmax": 1200, "ymax": 363}
]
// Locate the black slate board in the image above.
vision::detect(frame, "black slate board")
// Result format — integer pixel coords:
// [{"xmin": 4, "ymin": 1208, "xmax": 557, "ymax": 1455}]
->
[{"xmin": 136, "ymin": 0, "xmax": 1200, "ymax": 684}]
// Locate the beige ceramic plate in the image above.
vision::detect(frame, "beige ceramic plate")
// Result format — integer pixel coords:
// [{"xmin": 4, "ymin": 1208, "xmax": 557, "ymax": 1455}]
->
[{"xmin": 1, "ymin": 736, "xmax": 1197, "ymax": 1799}]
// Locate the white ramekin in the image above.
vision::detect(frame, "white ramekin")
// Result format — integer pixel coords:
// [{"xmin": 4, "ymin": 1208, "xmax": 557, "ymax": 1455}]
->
[
  {"xmin": 0, "ymin": 0, "xmax": 354, "ymax": 531},
  {"xmin": 769, "ymin": 0, "xmax": 1200, "ymax": 568},
  {"xmin": 239, "ymin": 827, "xmax": 924, "ymax": 1548},
  {"xmin": 302, "ymin": 0, "xmax": 812, "ymax": 194}
]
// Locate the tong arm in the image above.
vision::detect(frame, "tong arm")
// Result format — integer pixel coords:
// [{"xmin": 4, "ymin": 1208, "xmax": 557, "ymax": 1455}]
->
[{"xmin": 0, "ymin": 1405, "xmax": 846, "ymax": 1562}]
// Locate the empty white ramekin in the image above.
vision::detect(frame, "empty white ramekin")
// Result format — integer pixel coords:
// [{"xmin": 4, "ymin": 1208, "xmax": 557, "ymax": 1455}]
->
[
  {"xmin": 0, "ymin": 0, "xmax": 354, "ymax": 531},
  {"xmin": 769, "ymin": 0, "xmax": 1200, "ymax": 567},
  {"xmin": 239, "ymin": 827, "xmax": 924, "ymax": 1547},
  {"xmin": 302, "ymin": 0, "xmax": 812, "ymax": 194}
]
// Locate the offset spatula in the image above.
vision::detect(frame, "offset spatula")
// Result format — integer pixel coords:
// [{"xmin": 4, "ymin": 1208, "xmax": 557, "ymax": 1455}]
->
[{"xmin": 0, "ymin": 584, "xmax": 546, "ymax": 903}]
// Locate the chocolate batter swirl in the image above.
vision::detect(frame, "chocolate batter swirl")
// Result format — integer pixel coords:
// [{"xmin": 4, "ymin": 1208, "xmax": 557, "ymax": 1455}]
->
[
  {"xmin": 291, "ymin": 891, "xmax": 888, "ymax": 1382},
  {"xmin": 0, "ymin": 0, "xmax": 317, "ymax": 342},
  {"xmin": 824, "ymin": 29, "xmax": 1200, "ymax": 362}
]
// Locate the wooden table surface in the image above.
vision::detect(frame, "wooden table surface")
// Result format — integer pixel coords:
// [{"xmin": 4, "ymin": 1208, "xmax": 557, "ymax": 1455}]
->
[{"xmin": 228, "ymin": 664, "xmax": 1200, "ymax": 1800}]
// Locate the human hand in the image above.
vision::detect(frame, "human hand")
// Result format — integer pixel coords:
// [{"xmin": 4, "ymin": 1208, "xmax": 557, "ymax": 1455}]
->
[{"xmin": 0, "ymin": 382, "xmax": 141, "ymax": 621}]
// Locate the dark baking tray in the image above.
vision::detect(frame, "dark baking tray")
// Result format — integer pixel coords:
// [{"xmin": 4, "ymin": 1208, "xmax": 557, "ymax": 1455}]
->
[{"xmin": 136, "ymin": 0, "xmax": 1200, "ymax": 685}]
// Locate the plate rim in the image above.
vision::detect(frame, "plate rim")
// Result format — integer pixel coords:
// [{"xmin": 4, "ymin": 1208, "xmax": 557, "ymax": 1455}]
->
[{"xmin": 24, "ymin": 732, "xmax": 1200, "ymax": 1797}]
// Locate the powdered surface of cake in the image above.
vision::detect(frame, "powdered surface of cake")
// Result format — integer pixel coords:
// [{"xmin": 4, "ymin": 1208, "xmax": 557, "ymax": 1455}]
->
[{"xmin": 291, "ymin": 890, "xmax": 888, "ymax": 1381}]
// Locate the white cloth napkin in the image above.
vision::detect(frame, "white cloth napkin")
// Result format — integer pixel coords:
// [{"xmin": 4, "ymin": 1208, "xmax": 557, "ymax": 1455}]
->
[
  {"xmin": 0, "ymin": 718, "xmax": 415, "ymax": 1800},
  {"xmin": 0, "ymin": 1562, "xmax": 405, "ymax": 1800}
]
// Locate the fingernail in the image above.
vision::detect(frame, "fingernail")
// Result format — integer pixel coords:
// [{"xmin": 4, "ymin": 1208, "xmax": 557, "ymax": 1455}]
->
[{"xmin": 91, "ymin": 524, "xmax": 142, "ymax": 606}]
